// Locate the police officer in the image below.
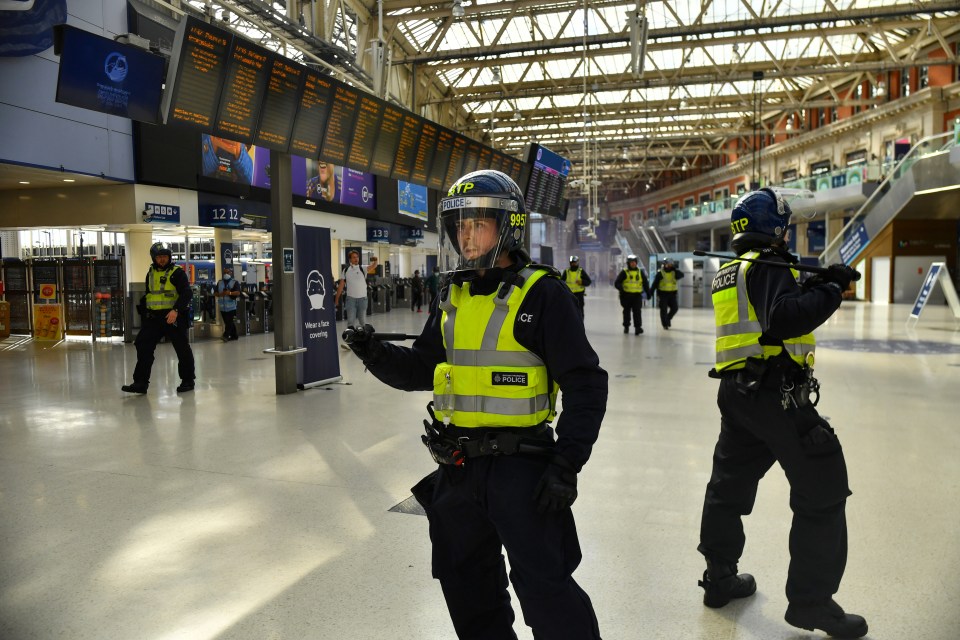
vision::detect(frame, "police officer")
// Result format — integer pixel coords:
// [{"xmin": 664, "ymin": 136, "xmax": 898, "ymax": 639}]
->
[
  {"xmin": 697, "ymin": 189, "xmax": 866, "ymax": 638},
  {"xmin": 345, "ymin": 170, "xmax": 607, "ymax": 639},
  {"xmin": 121, "ymin": 242, "xmax": 196, "ymax": 394},
  {"xmin": 560, "ymin": 255, "xmax": 591, "ymax": 319},
  {"xmin": 651, "ymin": 258, "xmax": 684, "ymax": 329},
  {"xmin": 614, "ymin": 254, "xmax": 649, "ymax": 334}
]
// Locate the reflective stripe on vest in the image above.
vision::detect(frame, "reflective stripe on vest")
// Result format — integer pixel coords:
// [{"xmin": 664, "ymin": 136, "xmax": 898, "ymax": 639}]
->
[
  {"xmin": 435, "ymin": 267, "xmax": 558, "ymax": 428},
  {"xmin": 712, "ymin": 251, "xmax": 815, "ymax": 371},
  {"xmin": 564, "ymin": 268, "xmax": 585, "ymax": 293},
  {"xmin": 658, "ymin": 270, "xmax": 678, "ymax": 292},
  {"xmin": 145, "ymin": 265, "xmax": 182, "ymax": 311},
  {"xmin": 621, "ymin": 269, "xmax": 643, "ymax": 293}
]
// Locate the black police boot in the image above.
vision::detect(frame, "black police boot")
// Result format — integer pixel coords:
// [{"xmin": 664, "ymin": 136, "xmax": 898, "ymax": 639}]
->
[
  {"xmin": 623, "ymin": 326, "xmax": 629, "ymax": 334},
  {"xmin": 785, "ymin": 598, "xmax": 868, "ymax": 638},
  {"xmin": 698, "ymin": 561, "xmax": 757, "ymax": 608},
  {"xmin": 635, "ymin": 327, "xmax": 644, "ymax": 335},
  {"xmin": 121, "ymin": 382, "xmax": 148, "ymax": 394},
  {"xmin": 176, "ymin": 381, "xmax": 195, "ymax": 393}
]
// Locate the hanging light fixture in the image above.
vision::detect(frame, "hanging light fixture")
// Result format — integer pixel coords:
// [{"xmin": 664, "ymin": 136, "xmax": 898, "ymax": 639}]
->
[
  {"xmin": 452, "ymin": 0, "xmax": 465, "ymax": 19},
  {"xmin": 491, "ymin": 66, "xmax": 501, "ymax": 83}
]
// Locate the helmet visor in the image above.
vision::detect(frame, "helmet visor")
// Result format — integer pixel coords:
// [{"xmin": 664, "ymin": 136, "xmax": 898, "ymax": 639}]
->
[{"xmin": 438, "ymin": 196, "xmax": 517, "ymax": 273}]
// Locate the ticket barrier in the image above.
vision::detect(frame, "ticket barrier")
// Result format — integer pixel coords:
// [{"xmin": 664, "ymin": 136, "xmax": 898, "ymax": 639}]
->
[
  {"xmin": 247, "ymin": 292, "xmax": 265, "ymax": 334},
  {"xmin": 235, "ymin": 294, "xmax": 249, "ymax": 335},
  {"xmin": 371, "ymin": 284, "xmax": 389, "ymax": 314},
  {"xmin": 191, "ymin": 285, "xmax": 218, "ymax": 340},
  {"xmin": 383, "ymin": 283, "xmax": 393, "ymax": 312},
  {"xmin": 261, "ymin": 292, "xmax": 273, "ymax": 332}
]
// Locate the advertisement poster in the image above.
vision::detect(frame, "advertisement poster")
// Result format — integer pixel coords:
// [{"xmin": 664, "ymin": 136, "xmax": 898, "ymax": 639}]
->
[
  {"xmin": 294, "ymin": 225, "xmax": 341, "ymax": 387},
  {"xmin": 34, "ymin": 304, "xmax": 63, "ymax": 340}
]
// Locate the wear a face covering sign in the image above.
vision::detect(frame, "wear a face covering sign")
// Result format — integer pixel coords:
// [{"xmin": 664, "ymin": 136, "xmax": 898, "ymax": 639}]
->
[{"xmin": 294, "ymin": 224, "xmax": 341, "ymax": 387}]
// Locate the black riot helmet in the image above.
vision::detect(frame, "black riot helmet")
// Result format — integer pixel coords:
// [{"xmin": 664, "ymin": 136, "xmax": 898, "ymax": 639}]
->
[
  {"xmin": 438, "ymin": 170, "xmax": 527, "ymax": 273},
  {"xmin": 569, "ymin": 255, "xmax": 580, "ymax": 266},
  {"xmin": 730, "ymin": 188, "xmax": 793, "ymax": 254},
  {"xmin": 626, "ymin": 254, "xmax": 639, "ymax": 268},
  {"xmin": 149, "ymin": 242, "xmax": 172, "ymax": 266}
]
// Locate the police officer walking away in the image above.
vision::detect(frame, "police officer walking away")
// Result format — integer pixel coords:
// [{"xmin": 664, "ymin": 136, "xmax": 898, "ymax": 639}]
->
[
  {"xmin": 345, "ymin": 170, "xmax": 607, "ymax": 639},
  {"xmin": 614, "ymin": 254, "xmax": 649, "ymax": 334},
  {"xmin": 697, "ymin": 188, "xmax": 866, "ymax": 638},
  {"xmin": 651, "ymin": 258, "xmax": 684, "ymax": 329},
  {"xmin": 122, "ymin": 242, "xmax": 196, "ymax": 394},
  {"xmin": 561, "ymin": 255, "xmax": 591, "ymax": 319}
]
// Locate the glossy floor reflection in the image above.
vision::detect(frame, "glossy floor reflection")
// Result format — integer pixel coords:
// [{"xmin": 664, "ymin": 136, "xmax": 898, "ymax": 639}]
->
[{"xmin": 2, "ymin": 286, "xmax": 959, "ymax": 639}]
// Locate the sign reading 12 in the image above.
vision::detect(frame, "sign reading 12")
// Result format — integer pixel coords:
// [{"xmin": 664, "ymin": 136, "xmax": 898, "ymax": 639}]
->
[{"xmin": 205, "ymin": 205, "xmax": 241, "ymax": 227}]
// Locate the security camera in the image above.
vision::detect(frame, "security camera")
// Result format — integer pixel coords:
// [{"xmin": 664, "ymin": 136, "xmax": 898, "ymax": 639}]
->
[{"xmin": 141, "ymin": 209, "xmax": 153, "ymax": 222}]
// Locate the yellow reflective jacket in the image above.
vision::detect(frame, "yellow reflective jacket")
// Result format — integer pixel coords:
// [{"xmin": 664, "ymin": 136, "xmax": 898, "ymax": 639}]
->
[{"xmin": 434, "ymin": 266, "xmax": 558, "ymax": 428}]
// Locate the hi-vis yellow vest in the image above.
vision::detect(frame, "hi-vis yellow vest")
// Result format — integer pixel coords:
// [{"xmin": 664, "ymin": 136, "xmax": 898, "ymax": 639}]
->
[
  {"xmin": 434, "ymin": 266, "xmax": 559, "ymax": 428},
  {"xmin": 658, "ymin": 270, "xmax": 678, "ymax": 292},
  {"xmin": 145, "ymin": 265, "xmax": 182, "ymax": 311},
  {"xmin": 712, "ymin": 251, "xmax": 815, "ymax": 372},
  {"xmin": 621, "ymin": 269, "xmax": 644, "ymax": 293},
  {"xmin": 564, "ymin": 268, "xmax": 585, "ymax": 293}
]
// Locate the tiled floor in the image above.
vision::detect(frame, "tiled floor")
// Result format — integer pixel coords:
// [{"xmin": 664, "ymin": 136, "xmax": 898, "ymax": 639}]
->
[{"xmin": 2, "ymin": 286, "xmax": 959, "ymax": 639}]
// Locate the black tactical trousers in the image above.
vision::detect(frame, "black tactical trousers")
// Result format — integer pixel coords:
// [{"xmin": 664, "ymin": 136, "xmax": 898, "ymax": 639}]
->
[
  {"xmin": 415, "ymin": 455, "xmax": 601, "ymax": 640},
  {"xmin": 620, "ymin": 293, "xmax": 642, "ymax": 329},
  {"xmin": 133, "ymin": 314, "xmax": 196, "ymax": 385},
  {"xmin": 698, "ymin": 375, "xmax": 852, "ymax": 603},
  {"xmin": 658, "ymin": 291, "xmax": 678, "ymax": 326}
]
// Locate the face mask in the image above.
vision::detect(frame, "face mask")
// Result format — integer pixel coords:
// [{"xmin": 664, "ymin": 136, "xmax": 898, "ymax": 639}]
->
[{"xmin": 224, "ymin": 274, "xmax": 232, "ymax": 280}]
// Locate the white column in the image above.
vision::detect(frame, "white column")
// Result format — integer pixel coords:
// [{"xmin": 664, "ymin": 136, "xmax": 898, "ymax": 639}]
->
[{"xmin": 125, "ymin": 228, "xmax": 154, "ymax": 286}]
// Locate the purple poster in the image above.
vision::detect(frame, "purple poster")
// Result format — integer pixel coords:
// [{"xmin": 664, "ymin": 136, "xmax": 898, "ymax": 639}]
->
[
  {"xmin": 341, "ymin": 168, "xmax": 376, "ymax": 209},
  {"xmin": 252, "ymin": 147, "xmax": 271, "ymax": 188}
]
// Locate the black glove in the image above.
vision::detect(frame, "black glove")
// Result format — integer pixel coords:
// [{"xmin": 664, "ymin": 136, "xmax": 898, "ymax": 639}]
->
[
  {"xmin": 532, "ymin": 454, "xmax": 578, "ymax": 514},
  {"xmin": 824, "ymin": 264, "xmax": 860, "ymax": 290},
  {"xmin": 343, "ymin": 324, "xmax": 384, "ymax": 363}
]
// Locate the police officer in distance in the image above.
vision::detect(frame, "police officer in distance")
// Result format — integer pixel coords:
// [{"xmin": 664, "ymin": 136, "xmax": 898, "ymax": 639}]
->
[
  {"xmin": 696, "ymin": 188, "xmax": 866, "ymax": 638},
  {"xmin": 122, "ymin": 242, "xmax": 196, "ymax": 394},
  {"xmin": 346, "ymin": 170, "xmax": 607, "ymax": 639},
  {"xmin": 651, "ymin": 258, "xmax": 684, "ymax": 329},
  {"xmin": 560, "ymin": 255, "xmax": 592, "ymax": 319},
  {"xmin": 614, "ymin": 254, "xmax": 650, "ymax": 334}
]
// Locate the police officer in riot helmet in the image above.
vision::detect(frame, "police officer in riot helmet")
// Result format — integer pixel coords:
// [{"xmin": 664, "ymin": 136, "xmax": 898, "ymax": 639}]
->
[
  {"xmin": 121, "ymin": 242, "xmax": 196, "ymax": 394},
  {"xmin": 561, "ymin": 255, "xmax": 592, "ymax": 319},
  {"xmin": 697, "ymin": 188, "xmax": 866, "ymax": 638},
  {"xmin": 345, "ymin": 169, "xmax": 607, "ymax": 639},
  {"xmin": 650, "ymin": 257, "xmax": 684, "ymax": 329},
  {"xmin": 614, "ymin": 254, "xmax": 650, "ymax": 334}
]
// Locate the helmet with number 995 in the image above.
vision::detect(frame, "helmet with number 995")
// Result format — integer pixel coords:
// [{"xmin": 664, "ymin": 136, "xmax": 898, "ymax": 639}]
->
[{"xmin": 438, "ymin": 169, "xmax": 527, "ymax": 273}]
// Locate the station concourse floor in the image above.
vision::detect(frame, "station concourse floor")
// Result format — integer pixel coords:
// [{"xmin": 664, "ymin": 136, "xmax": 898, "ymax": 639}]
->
[{"xmin": 2, "ymin": 286, "xmax": 959, "ymax": 640}]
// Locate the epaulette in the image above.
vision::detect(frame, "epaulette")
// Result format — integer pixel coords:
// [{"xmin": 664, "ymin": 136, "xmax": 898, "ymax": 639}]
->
[{"xmin": 526, "ymin": 263, "xmax": 561, "ymax": 278}]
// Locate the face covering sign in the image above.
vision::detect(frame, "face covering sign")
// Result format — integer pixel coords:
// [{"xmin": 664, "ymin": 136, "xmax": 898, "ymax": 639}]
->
[{"xmin": 294, "ymin": 224, "xmax": 341, "ymax": 387}]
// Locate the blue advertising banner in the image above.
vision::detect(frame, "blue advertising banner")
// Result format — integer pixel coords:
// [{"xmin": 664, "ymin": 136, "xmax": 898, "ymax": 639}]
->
[
  {"xmin": 839, "ymin": 222, "xmax": 869, "ymax": 265},
  {"xmin": 294, "ymin": 225, "xmax": 341, "ymax": 387}
]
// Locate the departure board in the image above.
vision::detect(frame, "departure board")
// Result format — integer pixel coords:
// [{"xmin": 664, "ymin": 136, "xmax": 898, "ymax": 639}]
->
[
  {"xmin": 289, "ymin": 70, "xmax": 335, "ymax": 158},
  {"xmin": 506, "ymin": 157, "xmax": 524, "ymax": 184},
  {"xmin": 319, "ymin": 82, "xmax": 360, "ymax": 165},
  {"xmin": 443, "ymin": 135, "xmax": 468, "ymax": 190},
  {"xmin": 254, "ymin": 56, "xmax": 304, "ymax": 152},
  {"xmin": 462, "ymin": 141, "xmax": 483, "ymax": 175},
  {"xmin": 523, "ymin": 143, "xmax": 571, "ymax": 218},
  {"xmin": 370, "ymin": 104, "xmax": 404, "ymax": 177},
  {"xmin": 162, "ymin": 16, "xmax": 232, "ymax": 129},
  {"xmin": 390, "ymin": 114, "xmax": 423, "ymax": 182},
  {"xmin": 477, "ymin": 146, "xmax": 493, "ymax": 172},
  {"xmin": 488, "ymin": 152, "xmax": 505, "ymax": 174},
  {"xmin": 411, "ymin": 121, "xmax": 438, "ymax": 186},
  {"xmin": 426, "ymin": 126, "xmax": 454, "ymax": 191},
  {"xmin": 213, "ymin": 38, "xmax": 270, "ymax": 143},
  {"xmin": 346, "ymin": 94, "xmax": 383, "ymax": 173}
]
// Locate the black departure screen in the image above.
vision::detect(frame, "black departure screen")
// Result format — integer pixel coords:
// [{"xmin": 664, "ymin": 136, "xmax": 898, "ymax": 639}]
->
[
  {"xmin": 411, "ymin": 121, "xmax": 438, "ymax": 186},
  {"xmin": 443, "ymin": 135, "xmax": 468, "ymax": 189},
  {"xmin": 213, "ymin": 38, "xmax": 270, "ymax": 143},
  {"xmin": 289, "ymin": 70, "xmax": 335, "ymax": 158},
  {"xmin": 319, "ymin": 81, "xmax": 360, "ymax": 165},
  {"xmin": 477, "ymin": 146, "xmax": 493, "ymax": 172},
  {"xmin": 370, "ymin": 104, "xmax": 404, "ymax": 177},
  {"xmin": 254, "ymin": 56, "xmax": 304, "ymax": 152},
  {"xmin": 426, "ymin": 126, "xmax": 454, "ymax": 190},
  {"xmin": 390, "ymin": 114, "xmax": 423, "ymax": 182},
  {"xmin": 462, "ymin": 141, "xmax": 482, "ymax": 175},
  {"xmin": 162, "ymin": 16, "xmax": 232, "ymax": 129},
  {"xmin": 346, "ymin": 94, "xmax": 383, "ymax": 173}
]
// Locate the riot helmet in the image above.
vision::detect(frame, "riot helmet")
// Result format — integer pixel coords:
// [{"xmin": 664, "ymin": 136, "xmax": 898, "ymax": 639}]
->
[
  {"xmin": 729, "ymin": 188, "xmax": 792, "ymax": 254},
  {"xmin": 438, "ymin": 170, "xmax": 526, "ymax": 273},
  {"xmin": 149, "ymin": 242, "xmax": 172, "ymax": 266},
  {"xmin": 569, "ymin": 255, "xmax": 580, "ymax": 266},
  {"xmin": 626, "ymin": 254, "xmax": 639, "ymax": 267}
]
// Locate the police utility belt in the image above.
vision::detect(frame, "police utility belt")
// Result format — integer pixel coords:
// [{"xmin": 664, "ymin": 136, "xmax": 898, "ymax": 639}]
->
[
  {"xmin": 422, "ymin": 403, "xmax": 553, "ymax": 466},
  {"xmin": 711, "ymin": 357, "xmax": 820, "ymax": 410}
]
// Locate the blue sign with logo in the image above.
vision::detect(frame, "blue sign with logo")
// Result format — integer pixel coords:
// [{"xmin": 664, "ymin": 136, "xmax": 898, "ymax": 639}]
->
[
  {"xmin": 839, "ymin": 222, "xmax": 869, "ymax": 265},
  {"xmin": 910, "ymin": 263, "xmax": 942, "ymax": 319},
  {"xmin": 294, "ymin": 224, "xmax": 340, "ymax": 387},
  {"xmin": 144, "ymin": 203, "xmax": 180, "ymax": 223}
]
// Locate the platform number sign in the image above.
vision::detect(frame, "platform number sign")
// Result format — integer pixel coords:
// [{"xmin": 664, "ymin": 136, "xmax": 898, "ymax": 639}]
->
[{"xmin": 201, "ymin": 204, "xmax": 242, "ymax": 228}]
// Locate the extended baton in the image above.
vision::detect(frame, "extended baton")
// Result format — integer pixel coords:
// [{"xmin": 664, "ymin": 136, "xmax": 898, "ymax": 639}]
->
[
  {"xmin": 691, "ymin": 250, "xmax": 861, "ymax": 281},
  {"xmin": 341, "ymin": 328, "xmax": 419, "ymax": 344}
]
